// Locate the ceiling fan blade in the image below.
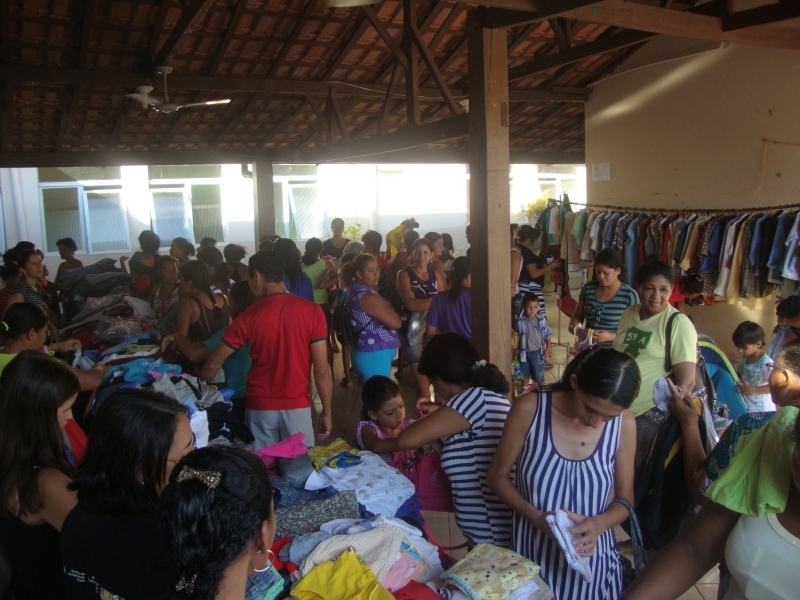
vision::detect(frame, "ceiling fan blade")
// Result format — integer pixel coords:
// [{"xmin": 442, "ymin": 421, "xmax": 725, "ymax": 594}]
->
[
  {"xmin": 177, "ymin": 99, "xmax": 232, "ymax": 109},
  {"xmin": 126, "ymin": 93, "xmax": 161, "ymax": 106}
]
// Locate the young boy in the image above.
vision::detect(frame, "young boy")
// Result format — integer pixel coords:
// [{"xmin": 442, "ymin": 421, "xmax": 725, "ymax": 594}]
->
[
  {"xmin": 732, "ymin": 320, "xmax": 775, "ymax": 412},
  {"xmin": 519, "ymin": 293, "xmax": 553, "ymax": 386}
]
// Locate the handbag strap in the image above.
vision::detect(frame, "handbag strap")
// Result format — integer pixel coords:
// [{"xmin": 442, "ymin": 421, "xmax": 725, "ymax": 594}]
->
[{"xmin": 611, "ymin": 497, "xmax": 646, "ymax": 574}]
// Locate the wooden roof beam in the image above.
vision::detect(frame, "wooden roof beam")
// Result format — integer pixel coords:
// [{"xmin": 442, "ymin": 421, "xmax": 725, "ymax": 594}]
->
[
  {"xmin": 561, "ymin": 0, "xmax": 800, "ymax": 49},
  {"xmin": 476, "ymin": 0, "xmax": 600, "ymax": 29},
  {"xmin": 57, "ymin": 87, "xmax": 82, "ymax": 150},
  {"xmin": 320, "ymin": 16, "xmax": 369, "ymax": 80},
  {"xmin": 0, "ymin": 65, "xmax": 588, "ymax": 101},
  {"xmin": 79, "ymin": 0, "xmax": 96, "ymax": 69},
  {"xmin": 150, "ymin": 0, "xmax": 217, "ymax": 72},
  {"xmin": 362, "ymin": 6, "xmax": 409, "ymax": 71},
  {"xmin": 209, "ymin": 0, "xmax": 250, "ymax": 75},
  {"xmin": 0, "ymin": 149, "xmax": 585, "ymax": 167},
  {"xmin": 508, "ymin": 30, "xmax": 655, "ymax": 83},
  {"xmin": 267, "ymin": 0, "xmax": 323, "ymax": 78},
  {"xmin": 279, "ymin": 114, "xmax": 469, "ymax": 162},
  {"xmin": 722, "ymin": 1, "xmax": 800, "ymax": 31}
]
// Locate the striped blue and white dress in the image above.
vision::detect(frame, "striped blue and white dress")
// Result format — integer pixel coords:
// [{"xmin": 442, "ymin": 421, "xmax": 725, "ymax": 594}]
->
[
  {"xmin": 440, "ymin": 386, "xmax": 513, "ymax": 548},
  {"xmin": 514, "ymin": 390, "xmax": 623, "ymax": 600}
]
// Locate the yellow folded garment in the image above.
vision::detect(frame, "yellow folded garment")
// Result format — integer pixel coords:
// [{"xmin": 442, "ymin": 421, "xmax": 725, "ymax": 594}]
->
[
  {"xmin": 291, "ymin": 549, "xmax": 394, "ymax": 600},
  {"xmin": 707, "ymin": 406, "xmax": 798, "ymax": 516},
  {"xmin": 308, "ymin": 438, "xmax": 360, "ymax": 471},
  {"xmin": 441, "ymin": 544, "xmax": 540, "ymax": 600}
]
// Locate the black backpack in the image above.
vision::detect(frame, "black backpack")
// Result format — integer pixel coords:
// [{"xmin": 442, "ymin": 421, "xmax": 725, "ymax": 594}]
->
[{"xmin": 333, "ymin": 290, "xmax": 373, "ymax": 347}]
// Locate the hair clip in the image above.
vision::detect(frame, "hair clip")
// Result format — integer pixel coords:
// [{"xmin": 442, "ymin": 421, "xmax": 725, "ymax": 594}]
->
[
  {"xmin": 176, "ymin": 466, "xmax": 221, "ymax": 490},
  {"xmin": 471, "ymin": 359, "xmax": 487, "ymax": 371},
  {"xmin": 0, "ymin": 322, "xmax": 7, "ymax": 331},
  {"xmin": 175, "ymin": 574, "xmax": 197, "ymax": 593}
]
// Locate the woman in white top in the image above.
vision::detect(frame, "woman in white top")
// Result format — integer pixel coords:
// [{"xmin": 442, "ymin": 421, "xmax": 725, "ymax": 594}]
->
[{"xmin": 620, "ymin": 406, "xmax": 800, "ymax": 600}]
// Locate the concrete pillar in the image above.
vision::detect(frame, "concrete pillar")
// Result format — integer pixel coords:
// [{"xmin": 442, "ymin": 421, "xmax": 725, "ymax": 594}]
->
[{"xmin": 252, "ymin": 160, "xmax": 275, "ymax": 243}]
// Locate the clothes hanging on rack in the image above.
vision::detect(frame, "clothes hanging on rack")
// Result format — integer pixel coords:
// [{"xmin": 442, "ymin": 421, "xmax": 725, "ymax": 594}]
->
[{"xmin": 570, "ymin": 205, "xmax": 800, "ymax": 302}]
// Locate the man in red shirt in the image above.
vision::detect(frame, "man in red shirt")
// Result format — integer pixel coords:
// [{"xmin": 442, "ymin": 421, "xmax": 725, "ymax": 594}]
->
[{"xmin": 200, "ymin": 251, "xmax": 333, "ymax": 449}]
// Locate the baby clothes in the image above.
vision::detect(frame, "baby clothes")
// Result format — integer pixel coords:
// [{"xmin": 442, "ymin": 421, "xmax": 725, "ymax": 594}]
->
[
  {"xmin": 737, "ymin": 353, "xmax": 775, "ymax": 412},
  {"xmin": 356, "ymin": 419, "xmax": 415, "ymax": 464}
]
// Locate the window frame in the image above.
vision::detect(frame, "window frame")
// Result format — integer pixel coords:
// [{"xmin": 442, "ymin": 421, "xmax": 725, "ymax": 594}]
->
[
  {"xmin": 148, "ymin": 177, "xmax": 227, "ymax": 247},
  {"xmin": 39, "ymin": 182, "xmax": 131, "ymax": 256}
]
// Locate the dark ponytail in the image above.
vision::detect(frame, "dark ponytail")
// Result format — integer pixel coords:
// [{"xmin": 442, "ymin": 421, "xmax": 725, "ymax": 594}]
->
[
  {"xmin": 418, "ymin": 332, "xmax": 509, "ymax": 396},
  {"xmin": 448, "ymin": 256, "xmax": 470, "ymax": 302},
  {"xmin": 302, "ymin": 238, "xmax": 323, "ymax": 266},
  {"xmin": 1, "ymin": 303, "xmax": 47, "ymax": 339},
  {"xmin": 274, "ymin": 238, "xmax": 304, "ymax": 288},
  {"xmin": 180, "ymin": 261, "xmax": 219, "ymax": 316},
  {"xmin": 156, "ymin": 447, "xmax": 274, "ymax": 600}
]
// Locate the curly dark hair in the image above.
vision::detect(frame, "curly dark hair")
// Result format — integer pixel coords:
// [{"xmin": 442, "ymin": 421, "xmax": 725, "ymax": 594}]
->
[{"xmin": 155, "ymin": 447, "xmax": 274, "ymax": 600}]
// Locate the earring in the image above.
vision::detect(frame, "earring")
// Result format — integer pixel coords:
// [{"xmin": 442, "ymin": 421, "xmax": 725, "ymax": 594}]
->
[{"xmin": 253, "ymin": 549, "xmax": 275, "ymax": 573}]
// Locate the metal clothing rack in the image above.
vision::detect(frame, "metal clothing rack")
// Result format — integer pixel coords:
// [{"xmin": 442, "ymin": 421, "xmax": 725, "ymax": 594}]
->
[{"xmin": 579, "ymin": 201, "xmax": 800, "ymax": 215}]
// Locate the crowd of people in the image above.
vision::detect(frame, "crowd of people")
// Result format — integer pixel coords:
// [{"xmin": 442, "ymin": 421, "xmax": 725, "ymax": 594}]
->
[{"xmin": 0, "ymin": 214, "xmax": 797, "ymax": 600}]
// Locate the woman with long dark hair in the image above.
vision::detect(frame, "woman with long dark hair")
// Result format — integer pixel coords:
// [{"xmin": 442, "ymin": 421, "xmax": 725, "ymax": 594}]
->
[
  {"xmin": 302, "ymin": 237, "xmax": 337, "ymax": 312},
  {"xmin": 153, "ymin": 447, "xmax": 276, "ymax": 600},
  {"xmin": 398, "ymin": 332, "xmax": 513, "ymax": 547},
  {"xmin": 0, "ymin": 351, "xmax": 81, "ymax": 599},
  {"xmin": 427, "ymin": 256, "xmax": 472, "ymax": 340},
  {"xmin": 322, "ymin": 217, "xmax": 348, "ymax": 260},
  {"xmin": 176, "ymin": 260, "xmax": 230, "ymax": 344},
  {"xmin": 60, "ymin": 389, "xmax": 194, "ymax": 600},
  {"xmin": 0, "ymin": 261, "xmax": 21, "ymax": 318},
  {"xmin": 274, "ymin": 238, "xmax": 314, "ymax": 302},
  {"xmin": 489, "ymin": 347, "xmax": 639, "ymax": 600},
  {"xmin": 148, "ymin": 255, "xmax": 181, "ymax": 326},
  {"xmin": 197, "ymin": 246, "xmax": 232, "ymax": 297}
]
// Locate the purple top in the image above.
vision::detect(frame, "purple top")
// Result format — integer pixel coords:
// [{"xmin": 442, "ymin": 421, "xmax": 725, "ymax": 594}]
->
[
  {"xmin": 427, "ymin": 288, "xmax": 472, "ymax": 341},
  {"xmin": 356, "ymin": 419, "xmax": 415, "ymax": 464},
  {"xmin": 346, "ymin": 283, "xmax": 401, "ymax": 352}
]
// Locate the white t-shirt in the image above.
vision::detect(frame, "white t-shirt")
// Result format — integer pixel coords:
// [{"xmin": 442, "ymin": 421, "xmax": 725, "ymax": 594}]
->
[{"xmin": 725, "ymin": 512, "xmax": 800, "ymax": 600}]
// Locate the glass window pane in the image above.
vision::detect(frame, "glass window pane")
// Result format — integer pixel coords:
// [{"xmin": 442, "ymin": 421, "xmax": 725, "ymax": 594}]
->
[
  {"xmin": 190, "ymin": 184, "xmax": 224, "ymax": 243},
  {"xmin": 86, "ymin": 191, "xmax": 129, "ymax": 253},
  {"xmin": 151, "ymin": 190, "xmax": 193, "ymax": 247},
  {"xmin": 289, "ymin": 185, "xmax": 323, "ymax": 239},
  {"xmin": 42, "ymin": 187, "xmax": 84, "ymax": 252}
]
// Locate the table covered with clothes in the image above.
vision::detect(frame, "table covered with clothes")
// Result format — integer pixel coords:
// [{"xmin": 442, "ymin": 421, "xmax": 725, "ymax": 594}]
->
[{"xmin": 245, "ymin": 437, "xmax": 555, "ymax": 600}]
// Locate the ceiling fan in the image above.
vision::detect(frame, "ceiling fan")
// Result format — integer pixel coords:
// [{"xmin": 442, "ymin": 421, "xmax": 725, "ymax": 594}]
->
[{"xmin": 126, "ymin": 66, "xmax": 231, "ymax": 114}]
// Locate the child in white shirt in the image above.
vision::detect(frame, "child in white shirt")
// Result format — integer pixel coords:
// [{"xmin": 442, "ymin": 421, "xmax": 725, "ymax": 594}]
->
[{"xmin": 733, "ymin": 321, "xmax": 775, "ymax": 412}]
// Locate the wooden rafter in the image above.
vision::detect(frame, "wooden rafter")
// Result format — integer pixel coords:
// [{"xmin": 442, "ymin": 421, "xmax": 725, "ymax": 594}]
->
[
  {"xmin": 508, "ymin": 30, "xmax": 655, "ymax": 83},
  {"xmin": 403, "ymin": 0, "xmax": 421, "ymax": 125},
  {"xmin": 362, "ymin": 6, "xmax": 409, "ymax": 71},
  {"xmin": 108, "ymin": 100, "xmax": 138, "ymax": 149},
  {"xmin": 146, "ymin": 1, "xmax": 172, "ymax": 66},
  {"xmin": 79, "ymin": 0, "xmax": 96, "ymax": 69},
  {"xmin": 478, "ymin": 0, "xmax": 600, "ymax": 29},
  {"xmin": 158, "ymin": 94, "xmax": 204, "ymax": 148},
  {"xmin": 530, "ymin": 116, "xmax": 583, "ymax": 149},
  {"xmin": 267, "ymin": 0, "xmax": 322, "ymax": 79},
  {"xmin": 258, "ymin": 98, "xmax": 308, "ymax": 148},
  {"xmin": 209, "ymin": 0, "xmax": 250, "ymax": 75},
  {"xmin": 327, "ymin": 91, "xmax": 348, "ymax": 141},
  {"xmin": 408, "ymin": 9, "xmax": 462, "ymax": 116},
  {"xmin": 561, "ymin": 0, "xmax": 800, "ymax": 49},
  {"xmin": 212, "ymin": 95, "xmax": 263, "ymax": 146},
  {"xmin": 320, "ymin": 16, "xmax": 369, "ymax": 80},
  {"xmin": 722, "ymin": 1, "xmax": 800, "ymax": 31},
  {"xmin": 548, "ymin": 17, "xmax": 571, "ymax": 52},
  {"xmin": 151, "ymin": 0, "xmax": 217, "ymax": 71},
  {"xmin": 57, "ymin": 87, "xmax": 82, "ymax": 149},
  {"xmin": 280, "ymin": 113, "xmax": 469, "ymax": 162},
  {"xmin": 379, "ymin": 63, "xmax": 402, "ymax": 135}
]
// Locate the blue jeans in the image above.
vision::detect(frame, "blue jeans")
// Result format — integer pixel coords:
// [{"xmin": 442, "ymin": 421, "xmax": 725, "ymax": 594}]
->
[{"xmin": 523, "ymin": 352, "xmax": 546, "ymax": 384}]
